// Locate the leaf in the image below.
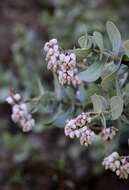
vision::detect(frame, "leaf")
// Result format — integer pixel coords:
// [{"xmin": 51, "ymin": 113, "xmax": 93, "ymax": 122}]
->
[
  {"xmin": 91, "ymin": 94, "xmax": 107, "ymax": 113},
  {"xmin": 53, "ymin": 107, "xmax": 74, "ymax": 128},
  {"xmin": 93, "ymin": 31, "xmax": 104, "ymax": 52},
  {"xmin": 41, "ymin": 105, "xmax": 62, "ymax": 125},
  {"xmin": 116, "ymin": 80, "xmax": 122, "ymax": 97},
  {"xmin": 121, "ymin": 115, "xmax": 129, "ymax": 125},
  {"xmin": 99, "ymin": 96, "xmax": 109, "ymax": 110},
  {"xmin": 54, "ymin": 73, "xmax": 62, "ymax": 101},
  {"xmin": 79, "ymin": 62, "xmax": 103, "ymax": 82},
  {"xmin": 76, "ymin": 84, "xmax": 87, "ymax": 102},
  {"xmin": 86, "ymin": 36, "xmax": 93, "ymax": 49},
  {"xmin": 78, "ymin": 34, "xmax": 88, "ymax": 48},
  {"xmin": 110, "ymin": 96, "xmax": 123, "ymax": 120},
  {"xmin": 123, "ymin": 40, "xmax": 129, "ymax": 57},
  {"xmin": 37, "ymin": 78, "xmax": 45, "ymax": 95},
  {"xmin": 100, "ymin": 113, "xmax": 106, "ymax": 128},
  {"xmin": 106, "ymin": 21, "xmax": 121, "ymax": 55},
  {"xmin": 101, "ymin": 71, "xmax": 117, "ymax": 91},
  {"xmin": 87, "ymin": 84, "xmax": 100, "ymax": 98},
  {"xmin": 60, "ymin": 87, "xmax": 75, "ymax": 103},
  {"xmin": 85, "ymin": 84, "xmax": 101, "ymax": 106},
  {"xmin": 101, "ymin": 61, "xmax": 117, "ymax": 78},
  {"xmin": 70, "ymin": 48, "xmax": 91, "ymax": 61}
]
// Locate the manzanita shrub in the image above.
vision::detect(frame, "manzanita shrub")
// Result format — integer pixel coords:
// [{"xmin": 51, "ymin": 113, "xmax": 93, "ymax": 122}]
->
[{"xmin": 6, "ymin": 21, "xmax": 129, "ymax": 179}]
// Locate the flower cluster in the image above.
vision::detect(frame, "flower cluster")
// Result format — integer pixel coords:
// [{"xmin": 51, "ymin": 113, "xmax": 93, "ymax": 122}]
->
[
  {"xmin": 58, "ymin": 53, "xmax": 80, "ymax": 86},
  {"xmin": 64, "ymin": 111, "xmax": 119, "ymax": 146},
  {"xmin": 102, "ymin": 152, "xmax": 129, "ymax": 179},
  {"xmin": 6, "ymin": 92, "xmax": 35, "ymax": 132},
  {"xmin": 79, "ymin": 126, "xmax": 95, "ymax": 146},
  {"xmin": 44, "ymin": 39, "xmax": 81, "ymax": 86},
  {"xmin": 100, "ymin": 127, "xmax": 118, "ymax": 141},
  {"xmin": 44, "ymin": 38, "xmax": 60, "ymax": 72},
  {"xmin": 64, "ymin": 112, "xmax": 95, "ymax": 146}
]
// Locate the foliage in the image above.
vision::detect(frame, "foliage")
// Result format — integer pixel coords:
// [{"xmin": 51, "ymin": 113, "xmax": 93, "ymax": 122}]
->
[{"xmin": 38, "ymin": 21, "xmax": 129, "ymax": 179}]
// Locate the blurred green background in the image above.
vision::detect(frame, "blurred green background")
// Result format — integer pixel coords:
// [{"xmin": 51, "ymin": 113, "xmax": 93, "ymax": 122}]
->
[{"xmin": 0, "ymin": 0, "xmax": 129, "ymax": 189}]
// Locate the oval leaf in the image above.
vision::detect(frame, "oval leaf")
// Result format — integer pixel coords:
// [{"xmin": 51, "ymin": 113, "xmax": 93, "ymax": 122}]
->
[
  {"xmin": 106, "ymin": 21, "xmax": 121, "ymax": 55},
  {"xmin": 91, "ymin": 94, "xmax": 107, "ymax": 113},
  {"xmin": 110, "ymin": 96, "xmax": 123, "ymax": 120},
  {"xmin": 93, "ymin": 31, "xmax": 104, "ymax": 52},
  {"xmin": 79, "ymin": 62, "xmax": 103, "ymax": 82}
]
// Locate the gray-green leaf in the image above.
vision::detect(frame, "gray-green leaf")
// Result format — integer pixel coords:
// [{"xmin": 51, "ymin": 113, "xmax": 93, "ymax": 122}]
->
[
  {"xmin": 100, "ymin": 113, "xmax": 106, "ymax": 128},
  {"xmin": 101, "ymin": 70, "xmax": 117, "ymax": 91},
  {"xmin": 93, "ymin": 31, "xmax": 104, "ymax": 52},
  {"xmin": 110, "ymin": 96, "xmax": 123, "ymax": 120},
  {"xmin": 91, "ymin": 94, "xmax": 107, "ymax": 113},
  {"xmin": 53, "ymin": 107, "xmax": 74, "ymax": 128},
  {"xmin": 106, "ymin": 21, "xmax": 121, "ymax": 55},
  {"xmin": 79, "ymin": 62, "xmax": 103, "ymax": 82},
  {"xmin": 101, "ymin": 61, "xmax": 117, "ymax": 78}
]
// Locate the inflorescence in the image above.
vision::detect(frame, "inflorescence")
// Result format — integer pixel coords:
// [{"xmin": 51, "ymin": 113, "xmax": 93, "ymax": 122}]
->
[
  {"xmin": 64, "ymin": 111, "xmax": 129, "ymax": 179},
  {"xmin": 103, "ymin": 152, "xmax": 129, "ymax": 179},
  {"xmin": 6, "ymin": 92, "xmax": 35, "ymax": 132},
  {"xmin": 64, "ymin": 112, "xmax": 118, "ymax": 146},
  {"xmin": 44, "ymin": 39, "xmax": 81, "ymax": 86},
  {"xmin": 100, "ymin": 127, "xmax": 118, "ymax": 141},
  {"xmin": 64, "ymin": 112, "xmax": 95, "ymax": 146}
]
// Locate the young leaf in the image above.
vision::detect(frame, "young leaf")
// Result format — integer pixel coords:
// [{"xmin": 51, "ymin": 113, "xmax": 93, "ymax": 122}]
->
[
  {"xmin": 70, "ymin": 48, "xmax": 91, "ymax": 61},
  {"xmin": 106, "ymin": 21, "xmax": 121, "ymax": 55},
  {"xmin": 123, "ymin": 40, "xmax": 129, "ymax": 57},
  {"xmin": 86, "ymin": 36, "xmax": 93, "ymax": 49},
  {"xmin": 93, "ymin": 31, "xmax": 104, "ymax": 52},
  {"xmin": 110, "ymin": 96, "xmax": 123, "ymax": 120},
  {"xmin": 79, "ymin": 62, "xmax": 103, "ymax": 82},
  {"xmin": 78, "ymin": 34, "xmax": 88, "ymax": 48}
]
